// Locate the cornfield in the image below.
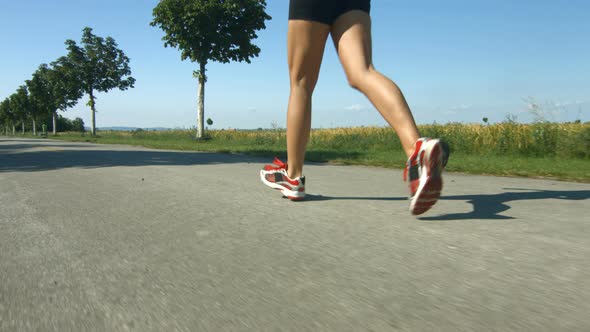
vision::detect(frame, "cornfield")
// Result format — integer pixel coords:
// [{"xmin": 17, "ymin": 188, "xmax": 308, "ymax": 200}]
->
[
  {"xmin": 298, "ymin": 123, "xmax": 588, "ymax": 158},
  {"xmin": 101, "ymin": 122, "xmax": 590, "ymax": 159}
]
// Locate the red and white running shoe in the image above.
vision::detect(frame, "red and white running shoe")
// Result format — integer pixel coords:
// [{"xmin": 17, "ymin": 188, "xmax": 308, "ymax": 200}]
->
[
  {"xmin": 404, "ymin": 138, "xmax": 450, "ymax": 215},
  {"xmin": 260, "ymin": 158, "xmax": 306, "ymax": 201}
]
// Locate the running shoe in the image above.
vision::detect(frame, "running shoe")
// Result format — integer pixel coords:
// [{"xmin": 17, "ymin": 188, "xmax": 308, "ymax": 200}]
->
[
  {"xmin": 260, "ymin": 158, "xmax": 306, "ymax": 201},
  {"xmin": 404, "ymin": 138, "xmax": 450, "ymax": 215}
]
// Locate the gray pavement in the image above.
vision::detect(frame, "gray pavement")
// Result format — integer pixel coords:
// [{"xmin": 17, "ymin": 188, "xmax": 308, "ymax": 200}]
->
[{"xmin": 1, "ymin": 137, "xmax": 589, "ymax": 332}]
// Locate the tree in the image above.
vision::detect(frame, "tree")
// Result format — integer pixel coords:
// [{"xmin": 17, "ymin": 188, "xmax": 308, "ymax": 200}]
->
[
  {"xmin": 0, "ymin": 98, "xmax": 14, "ymax": 135},
  {"xmin": 47, "ymin": 57, "xmax": 84, "ymax": 134},
  {"xmin": 151, "ymin": 0, "xmax": 271, "ymax": 139},
  {"xmin": 26, "ymin": 65, "xmax": 53, "ymax": 136},
  {"xmin": 72, "ymin": 117, "xmax": 85, "ymax": 132},
  {"xmin": 10, "ymin": 86, "xmax": 31, "ymax": 135},
  {"xmin": 64, "ymin": 27, "xmax": 135, "ymax": 136},
  {"xmin": 0, "ymin": 99, "xmax": 6, "ymax": 134}
]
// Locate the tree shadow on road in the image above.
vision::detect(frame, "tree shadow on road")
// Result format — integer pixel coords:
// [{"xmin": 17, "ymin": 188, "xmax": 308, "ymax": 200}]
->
[
  {"xmin": 0, "ymin": 149, "xmax": 265, "ymax": 173},
  {"xmin": 0, "ymin": 140, "xmax": 361, "ymax": 173},
  {"xmin": 0, "ymin": 141, "xmax": 92, "ymax": 151},
  {"xmin": 0, "ymin": 139, "xmax": 364, "ymax": 173},
  {"xmin": 0, "ymin": 139, "xmax": 255, "ymax": 172},
  {"xmin": 420, "ymin": 188, "xmax": 590, "ymax": 221}
]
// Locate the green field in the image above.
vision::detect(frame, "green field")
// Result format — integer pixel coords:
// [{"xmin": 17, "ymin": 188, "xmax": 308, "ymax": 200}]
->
[{"xmin": 26, "ymin": 122, "xmax": 589, "ymax": 183}]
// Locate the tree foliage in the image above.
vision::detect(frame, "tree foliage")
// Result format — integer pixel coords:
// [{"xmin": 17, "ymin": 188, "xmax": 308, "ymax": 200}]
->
[
  {"xmin": 2, "ymin": 26, "xmax": 133, "ymax": 135},
  {"xmin": 0, "ymin": 98, "xmax": 14, "ymax": 133},
  {"xmin": 152, "ymin": 0, "xmax": 271, "ymax": 66},
  {"xmin": 71, "ymin": 117, "xmax": 86, "ymax": 132},
  {"xmin": 49, "ymin": 57, "xmax": 84, "ymax": 112},
  {"xmin": 26, "ymin": 65, "xmax": 53, "ymax": 118},
  {"xmin": 10, "ymin": 86, "xmax": 30, "ymax": 122},
  {"xmin": 65, "ymin": 27, "xmax": 135, "ymax": 135},
  {"xmin": 151, "ymin": 0, "xmax": 271, "ymax": 138}
]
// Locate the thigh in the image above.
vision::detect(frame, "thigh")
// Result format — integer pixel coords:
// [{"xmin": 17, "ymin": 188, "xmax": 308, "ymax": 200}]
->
[
  {"xmin": 288, "ymin": 20, "xmax": 331, "ymax": 90},
  {"xmin": 330, "ymin": 10, "xmax": 373, "ymax": 77}
]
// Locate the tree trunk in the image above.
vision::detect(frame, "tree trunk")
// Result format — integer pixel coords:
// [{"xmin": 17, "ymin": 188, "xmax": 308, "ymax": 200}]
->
[
  {"xmin": 32, "ymin": 118, "xmax": 36, "ymax": 136},
  {"xmin": 21, "ymin": 121, "xmax": 25, "ymax": 135},
  {"xmin": 196, "ymin": 63, "xmax": 206, "ymax": 139},
  {"xmin": 52, "ymin": 112, "xmax": 57, "ymax": 135},
  {"xmin": 89, "ymin": 90, "xmax": 97, "ymax": 136},
  {"xmin": 12, "ymin": 124, "xmax": 15, "ymax": 135}
]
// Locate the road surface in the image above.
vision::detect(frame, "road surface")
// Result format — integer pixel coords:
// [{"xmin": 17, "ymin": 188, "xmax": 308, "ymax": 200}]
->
[{"xmin": 1, "ymin": 137, "xmax": 589, "ymax": 331}]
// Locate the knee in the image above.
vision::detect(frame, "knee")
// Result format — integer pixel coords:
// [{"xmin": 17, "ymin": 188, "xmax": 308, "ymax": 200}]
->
[
  {"xmin": 346, "ymin": 67, "xmax": 373, "ymax": 91},
  {"xmin": 290, "ymin": 72, "xmax": 319, "ymax": 95}
]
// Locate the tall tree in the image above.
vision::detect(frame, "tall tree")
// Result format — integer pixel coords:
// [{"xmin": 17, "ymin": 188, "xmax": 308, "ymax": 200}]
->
[
  {"xmin": 10, "ymin": 86, "xmax": 30, "ymax": 135},
  {"xmin": 64, "ymin": 27, "xmax": 135, "ymax": 135},
  {"xmin": 0, "ymin": 99, "xmax": 6, "ymax": 134},
  {"xmin": 26, "ymin": 65, "xmax": 53, "ymax": 136},
  {"xmin": 151, "ymin": 0, "xmax": 271, "ymax": 138},
  {"xmin": 47, "ymin": 58, "xmax": 84, "ymax": 134},
  {"xmin": 0, "ymin": 98, "xmax": 14, "ymax": 135}
]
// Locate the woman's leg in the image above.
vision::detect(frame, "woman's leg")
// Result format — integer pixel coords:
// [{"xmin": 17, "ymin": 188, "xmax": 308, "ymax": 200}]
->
[
  {"xmin": 330, "ymin": 11, "xmax": 420, "ymax": 158},
  {"xmin": 286, "ymin": 20, "xmax": 331, "ymax": 179}
]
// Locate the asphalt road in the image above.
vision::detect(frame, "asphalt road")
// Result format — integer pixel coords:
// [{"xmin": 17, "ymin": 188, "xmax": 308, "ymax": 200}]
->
[{"xmin": 1, "ymin": 137, "xmax": 589, "ymax": 332}]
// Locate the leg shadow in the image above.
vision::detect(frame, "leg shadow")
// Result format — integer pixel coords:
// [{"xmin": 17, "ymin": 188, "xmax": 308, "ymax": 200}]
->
[
  {"xmin": 302, "ymin": 194, "xmax": 407, "ymax": 202},
  {"xmin": 420, "ymin": 189, "xmax": 590, "ymax": 221}
]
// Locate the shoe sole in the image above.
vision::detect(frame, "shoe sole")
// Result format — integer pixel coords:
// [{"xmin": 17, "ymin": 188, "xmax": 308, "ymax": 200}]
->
[
  {"xmin": 259, "ymin": 170, "xmax": 306, "ymax": 201},
  {"xmin": 409, "ymin": 140, "xmax": 444, "ymax": 215}
]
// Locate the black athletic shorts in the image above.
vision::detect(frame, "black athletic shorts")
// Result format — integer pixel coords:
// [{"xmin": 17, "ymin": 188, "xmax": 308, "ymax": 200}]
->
[{"xmin": 289, "ymin": 0, "xmax": 371, "ymax": 25}]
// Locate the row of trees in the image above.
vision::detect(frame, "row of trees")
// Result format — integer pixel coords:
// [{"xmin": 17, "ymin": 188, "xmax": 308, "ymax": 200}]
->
[
  {"xmin": 0, "ymin": 27, "xmax": 135, "ymax": 136},
  {"xmin": 2, "ymin": 0, "xmax": 272, "ymax": 139}
]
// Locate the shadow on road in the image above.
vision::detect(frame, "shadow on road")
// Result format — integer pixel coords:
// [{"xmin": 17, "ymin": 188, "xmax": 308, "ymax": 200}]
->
[
  {"xmin": 421, "ymin": 188, "xmax": 590, "ymax": 221},
  {"xmin": 0, "ymin": 140, "xmax": 364, "ymax": 173},
  {"xmin": 0, "ymin": 149, "xmax": 265, "ymax": 172},
  {"xmin": 2, "ymin": 139, "xmax": 588, "ymax": 221},
  {"xmin": 0, "ymin": 142, "xmax": 94, "ymax": 151},
  {"xmin": 300, "ymin": 194, "xmax": 407, "ymax": 202},
  {"xmin": 0, "ymin": 138, "xmax": 268, "ymax": 172},
  {"xmin": 305, "ymin": 189, "xmax": 589, "ymax": 221}
]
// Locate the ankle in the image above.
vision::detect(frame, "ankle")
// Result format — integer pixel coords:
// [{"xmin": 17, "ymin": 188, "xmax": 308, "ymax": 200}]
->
[
  {"xmin": 406, "ymin": 137, "xmax": 426, "ymax": 158},
  {"xmin": 405, "ymin": 140, "xmax": 419, "ymax": 158},
  {"xmin": 287, "ymin": 170, "xmax": 302, "ymax": 179},
  {"xmin": 405, "ymin": 146, "xmax": 416, "ymax": 159}
]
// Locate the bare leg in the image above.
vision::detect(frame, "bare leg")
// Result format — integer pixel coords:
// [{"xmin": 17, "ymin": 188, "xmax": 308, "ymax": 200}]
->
[
  {"xmin": 286, "ymin": 20, "xmax": 331, "ymax": 179},
  {"xmin": 331, "ymin": 11, "xmax": 420, "ymax": 158}
]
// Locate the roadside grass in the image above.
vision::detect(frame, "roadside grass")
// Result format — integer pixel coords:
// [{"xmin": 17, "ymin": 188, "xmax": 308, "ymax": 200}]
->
[{"xmin": 21, "ymin": 123, "xmax": 589, "ymax": 182}]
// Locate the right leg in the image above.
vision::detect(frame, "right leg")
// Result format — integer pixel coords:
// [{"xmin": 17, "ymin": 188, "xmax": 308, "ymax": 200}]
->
[
  {"xmin": 286, "ymin": 20, "xmax": 331, "ymax": 179},
  {"xmin": 330, "ymin": 11, "xmax": 420, "ymax": 158},
  {"xmin": 331, "ymin": 10, "xmax": 449, "ymax": 215}
]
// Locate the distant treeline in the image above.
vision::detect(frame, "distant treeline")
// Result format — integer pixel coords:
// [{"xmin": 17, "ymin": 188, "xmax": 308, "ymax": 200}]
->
[{"xmin": 0, "ymin": 27, "xmax": 134, "ymax": 136}]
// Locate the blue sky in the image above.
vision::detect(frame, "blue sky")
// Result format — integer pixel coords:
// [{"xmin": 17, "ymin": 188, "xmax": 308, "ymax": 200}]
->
[{"xmin": 1, "ymin": 0, "xmax": 589, "ymax": 129}]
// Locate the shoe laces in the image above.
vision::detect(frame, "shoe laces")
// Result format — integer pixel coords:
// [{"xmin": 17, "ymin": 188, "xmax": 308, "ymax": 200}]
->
[
  {"xmin": 265, "ymin": 157, "xmax": 288, "ymax": 171},
  {"xmin": 273, "ymin": 157, "xmax": 287, "ymax": 169}
]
